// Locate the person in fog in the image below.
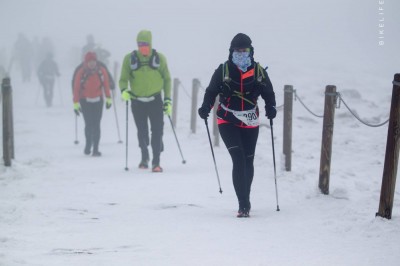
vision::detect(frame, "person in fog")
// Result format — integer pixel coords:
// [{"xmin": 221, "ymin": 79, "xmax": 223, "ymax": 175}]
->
[
  {"xmin": 72, "ymin": 52, "xmax": 112, "ymax": 157},
  {"xmin": 78, "ymin": 34, "xmax": 114, "ymax": 89},
  {"xmin": 198, "ymin": 33, "xmax": 276, "ymax": 218},
  {"xmin": 119, "ymin": 29, "xmax": 171, "ymax": 173},
  {"xmin": 81, "ymin": 34, "xmax": 96, "ymax": 59},
  {"xmin": 37, "ymin": 53, "xmax": 60, "ymax": 107},
  {"xmin": 0, "ymin": 65, "xmax": 5, "ymax": 81},
  {"xmin": 13, "ymin": 33, "xmax": 33, "ymax": 82},
  {"xmin": 81, "ymin": 34, "xmax": 111, "ymax": 66}
]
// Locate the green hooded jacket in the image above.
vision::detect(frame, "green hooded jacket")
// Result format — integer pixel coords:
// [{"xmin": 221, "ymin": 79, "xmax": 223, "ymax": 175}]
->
[{"xmin": 119, "ymin": 30, "xmax": 171, "ymax": 99}]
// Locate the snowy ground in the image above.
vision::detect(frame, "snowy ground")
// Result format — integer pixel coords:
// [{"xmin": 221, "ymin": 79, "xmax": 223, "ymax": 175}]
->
[
  {"xmin": 0, "ymin": 71, "xmax": 399, "ymax": 265},
  {"xmin": 1, "ymin": 0, "xmax": 400, "ymax": 265}
]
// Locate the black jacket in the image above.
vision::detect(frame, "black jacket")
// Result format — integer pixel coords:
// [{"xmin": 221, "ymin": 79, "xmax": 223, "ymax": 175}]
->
[{"xmin": 201, "ymin": 60, "xmax": 276, "ymax": 125}]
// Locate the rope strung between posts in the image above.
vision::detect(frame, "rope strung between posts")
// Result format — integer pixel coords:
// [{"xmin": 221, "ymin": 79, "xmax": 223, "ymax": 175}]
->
[
  {"xmin": 198, "ymin": 82, "xmax": 207, "ymax": 93},
  {"xmin": 178, "ymin": 82, "xmax": 192, "ymax": 100},
  {"xmin": 294, "ymin": 90, "xmax": 324, "ymax": 118},
  {"xmin": 184, "ymin": 80, "xmax": 391, "ymax": 128},
  {"xmin": 337, "ymin": 92, "xmax": 389, "ymax": 127}
]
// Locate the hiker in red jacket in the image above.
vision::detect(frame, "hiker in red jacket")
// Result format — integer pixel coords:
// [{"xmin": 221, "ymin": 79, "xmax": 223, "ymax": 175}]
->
[{"xmin": 72, "ymin": 52, "xmax": 112, "ymax": 156}]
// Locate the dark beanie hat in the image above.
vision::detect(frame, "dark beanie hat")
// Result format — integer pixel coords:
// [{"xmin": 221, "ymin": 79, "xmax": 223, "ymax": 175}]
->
[{"xmin": 230, "ymin": 33, "xmax": 252, "ymax": 50}]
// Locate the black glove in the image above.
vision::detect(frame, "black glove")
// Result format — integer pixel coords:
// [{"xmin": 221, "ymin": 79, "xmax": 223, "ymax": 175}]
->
[
  {"xmin": 198, "ymin": 106, "xmax": 210, "ymax": 120},
  {"xmin": 265, "ymin": 106, "xmax": 277, "ymax": 119}
]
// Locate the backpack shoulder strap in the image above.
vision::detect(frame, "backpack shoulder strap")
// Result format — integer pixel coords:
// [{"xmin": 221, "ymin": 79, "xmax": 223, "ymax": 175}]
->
[
  {"xmin": 72, "ymin": 63, "xmax": 83, "ymax": 90},
  {"xmin": 130, "ymin": 50, "xmax": 140, "ymax": 70},
  {"xmin": 80, "ymin": 66, "xmax": 104, "ymax": 90},
  {"xmin": 97, "ymin": 67, "xmax": 105, "ymax": 86},
  {"xmin": 130, "ymin": 49, "xmax": 160, "ymax": 71},
  {"xmin": 222, "ymin": 61, "xmax": 230, "ymax": 83},
  {"xmin": 150, "ymin": 49, "xmax": 160, "ymax": 69},
  {"xmin": 255, "ymin": 62, "xmax": 266, "ymax": 82}
]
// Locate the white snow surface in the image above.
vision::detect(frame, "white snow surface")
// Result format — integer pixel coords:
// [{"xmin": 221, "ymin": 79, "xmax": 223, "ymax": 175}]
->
[{"xmin": 1, "ymin": 0, "xmax": 400, "ymax": 265}]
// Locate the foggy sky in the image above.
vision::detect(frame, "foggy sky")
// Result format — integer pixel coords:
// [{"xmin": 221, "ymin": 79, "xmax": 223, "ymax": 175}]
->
[{"xmin": 1, "ymin": 0, "xmax": 399, "ymax": 87}]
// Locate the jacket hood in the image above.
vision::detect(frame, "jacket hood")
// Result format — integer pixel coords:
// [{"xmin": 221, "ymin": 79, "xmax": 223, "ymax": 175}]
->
[
  {"xmin": 137, "ymin": 30, "xmax": 152, "ymax": 49},
  {"xmin": 84, "ymin": 51, "xmax": 97, "ymax": 63},
  {"xmin": 84, "ymin": 51, "xmax": 98, "ymax": 69}
]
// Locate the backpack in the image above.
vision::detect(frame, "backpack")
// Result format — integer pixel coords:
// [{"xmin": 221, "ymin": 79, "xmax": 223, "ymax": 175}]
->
[
  {"xmin": 220, "ymin": 61, "xmax": 267, "ymax": 106},
  {"xmin": 130, "ymin": 49, "xmax": 160, "ymax": 70},
  {"xmin": 80, "ymin": 67, "xmax": 105, "ymax": 90},
  {"xmin": 71, "ymin": 61, "xmax": 115, "ymax": 91},
  {"xmin": 222, "ymin": 60, "xmax": 266, "ymax": 84}
]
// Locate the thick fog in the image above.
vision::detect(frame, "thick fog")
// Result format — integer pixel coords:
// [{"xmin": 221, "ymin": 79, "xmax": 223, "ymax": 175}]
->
[
  {"xmin": 1, "ymin": 1, "xmax": 400, "ymax": 264},
  {"xmin": 1, "ymin": 0, "xmax": 399, "ymax": 89}
]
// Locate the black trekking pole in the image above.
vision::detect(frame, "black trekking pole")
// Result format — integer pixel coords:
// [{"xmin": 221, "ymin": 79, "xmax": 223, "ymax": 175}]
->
[
  {"xmin": 167, "ymin": 115, "xmax": 186, "ymax": 164},
  {"xmin": 204, "ymin": 118, "xmax": 223, "ymax": 194},
  {"xmin": 124, "ymin": 101, "xmax": 129, "ymax": 171},
  {"xmin": 269, "ymin": 118, "xmax": 280, "ymax": 211},
  {"xmin": 74, "ymin": 114, "xmax": 79, "ymax": 144},
  {"xmin": 111, "ymin": 89, "xmax": 123, "ymax": 143}
]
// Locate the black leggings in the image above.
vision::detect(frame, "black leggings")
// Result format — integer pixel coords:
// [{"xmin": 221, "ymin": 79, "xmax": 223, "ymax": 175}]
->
[
  {"xmin": 131, "ymin": 94, "xmax": 164, "ymax": 166},
  {"xmin": 219, "ymin": 123, "xmax": 259, "ymax": 209},
  {"xmin": 80, "ymin": 98, "xmax": 103, "ymax": 152}
]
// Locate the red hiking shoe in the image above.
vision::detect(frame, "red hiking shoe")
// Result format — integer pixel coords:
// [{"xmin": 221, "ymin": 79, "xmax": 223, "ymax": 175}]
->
[
  {"xmin": 152, "ymin": 165, "xmax": 163, "ymax": 173},
  {"xmin": 237, "ymin": 208, "xmax": 250, "ymax": 218}
]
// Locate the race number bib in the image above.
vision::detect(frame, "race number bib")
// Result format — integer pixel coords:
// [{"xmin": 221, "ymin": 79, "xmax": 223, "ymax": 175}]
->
[
  {"xmin": 220, "ymin": 104, "xmax": 259, "ymax": 126},
  {"xmin": 233, "ymin": 109, "xmax": 260, "ymax": 126}
]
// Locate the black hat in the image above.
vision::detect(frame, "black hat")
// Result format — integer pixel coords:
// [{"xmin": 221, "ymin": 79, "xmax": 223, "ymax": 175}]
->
[{"xmin": 230, "ymin": 33, "xmax": 252, "ymax": 50}]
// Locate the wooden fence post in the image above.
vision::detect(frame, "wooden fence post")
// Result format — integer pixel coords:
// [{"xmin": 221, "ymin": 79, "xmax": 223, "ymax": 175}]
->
[
  {"xmin": 213, "ymin": 95, "xmax": 220, "ymax": 146},
  {"xmin": 191, "ymin": 79, "xmax": 200, "ymax": 134},
  {"xmin": 172, "ymin": 78, "xmax": 179, "ymax": 127},
  {"xmin": 318, "ymin": 85, "xmax": 337, "ymax": 194},
  {"xmin": 2, "ymin": 77, "xmax": 14, "ymax": 166},
  {"xmin": 376, "ymin": 74, "xmax": 400, "ymax": 219},
  {"xmin": 283, "ymin": 85, "xmax": 293, "ymax": 171}
]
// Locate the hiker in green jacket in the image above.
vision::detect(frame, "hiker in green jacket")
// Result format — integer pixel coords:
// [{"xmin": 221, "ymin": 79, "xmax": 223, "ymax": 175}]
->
[{"xmin": 119, "ymin": 30, "xmax": 171, "ymax": 173}]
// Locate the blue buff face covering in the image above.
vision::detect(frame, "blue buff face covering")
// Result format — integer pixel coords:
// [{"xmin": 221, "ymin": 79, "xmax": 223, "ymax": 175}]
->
[{"xmin": 232, "ymin": 51, "xmax": 251, "ymax": 72}]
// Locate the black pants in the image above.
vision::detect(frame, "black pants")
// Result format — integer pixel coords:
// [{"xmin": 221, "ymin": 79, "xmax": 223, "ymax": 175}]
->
[
  {"xmin": 131, "ymin": 94, "xmax": 164, "ymax": 166},
  {"xmin": 40, "ymin": 78, "xmax": 55, "ymax": 107},
  {"xmin": 80, "ymin": 98, "xmax": 103, "ymax": 152},
  {"xmin": 219, "ymin": 123, "xmax": 259, "ymax": 209}
]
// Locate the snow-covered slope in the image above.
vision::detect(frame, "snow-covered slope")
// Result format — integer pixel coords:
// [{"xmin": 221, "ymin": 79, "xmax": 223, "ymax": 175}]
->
[{"xmin": 1, "ymin": 0, "xmax": 399, "ymax": 265}]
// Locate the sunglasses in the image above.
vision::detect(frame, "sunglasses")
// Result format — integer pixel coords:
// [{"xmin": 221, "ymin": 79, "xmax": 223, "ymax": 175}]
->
[{"xmin": 138, "ymin": 42, "xmax": 149, "ymax": 47}]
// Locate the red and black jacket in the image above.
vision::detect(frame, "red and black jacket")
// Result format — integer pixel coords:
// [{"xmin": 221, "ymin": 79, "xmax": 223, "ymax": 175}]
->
[
  {"xmin": 72, "ymin": 64, "xmax": 111, "ymax": 103},
  {"xmin": 201, "ymin": 60, "xmax": 276, "ymax": 127}
]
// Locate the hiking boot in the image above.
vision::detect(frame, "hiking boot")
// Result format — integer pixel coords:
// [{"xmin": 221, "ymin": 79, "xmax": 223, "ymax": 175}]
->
[
  {"xmin": 92, "ymin": 150, "xmax": 102, "ymax": 157},
  {"xmin": 138, "ymin": 160, "xmax": 149, "ymax": 169},
  {"xmin": 84, "ymin": 146, "xmax": 91, "ymax": 155},
  {"xmin": 152, "ymin": 165, "xmax": 163, "ymax": 173},
  {"xmin": 237, "ymin": 208, "xmax": 250, "ymax": 218}
]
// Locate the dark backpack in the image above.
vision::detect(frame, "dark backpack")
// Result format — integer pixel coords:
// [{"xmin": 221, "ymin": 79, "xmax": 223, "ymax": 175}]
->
[
  {"xmin": 220, "ymin": 61, "xmax": 267, "ymax": 106},
  {"xmin": 130, "ymin": 49, "xmax": 160, "ymax": 71},
  {"xmin": 222, "ymin": 60, "xmax": 266, "ymax": 84}
]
